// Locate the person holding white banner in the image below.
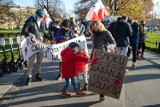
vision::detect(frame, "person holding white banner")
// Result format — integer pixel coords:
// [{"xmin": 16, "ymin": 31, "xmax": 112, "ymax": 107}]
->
[
  {"xmin": 21, "ymin": 9, "xmax": 46, "ymax": 85},
  {"xmin": 55, "ymin": 19, "xmax": 74, "ymax": 80},
  {"xmin": 89, "ymin": 20, "xmax": 116, "ymax": 101}
]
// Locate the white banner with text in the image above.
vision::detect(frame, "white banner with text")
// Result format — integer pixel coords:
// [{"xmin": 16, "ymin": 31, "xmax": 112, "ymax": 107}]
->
[{"xmin": 21, "ymin": 36, "xmax": 88, "ymax": 62}]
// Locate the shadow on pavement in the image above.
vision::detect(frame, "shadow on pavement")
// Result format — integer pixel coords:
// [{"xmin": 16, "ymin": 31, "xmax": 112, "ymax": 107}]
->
[
  {"xmin": 145, "ymin": 58, "xmax": 160, "ymax": 66},
  {"xmin": 125, "ymin": 73, "xmax": 160, "ymax": 84},
  {"xmin": 40, "ymin": 101, "xmax": 100, "ymax": 107},
  {"xmin": 1, "ymin": 69, "xmax": 96, "ymax": 106},
  {"xmin": 128, "ymin": 65, "xmax": 159, "ymax": 71},
  {"xmin": 142, "ymin": 104, "xmax": 160, "ymax": 107},
  {"xmin": 1, "ymin": 82, "xmax": 69, "ymax": 106},
  {"xmin": 2, "ymin": 84, "xmax": 96, "ymax": 107},
  {"xmin": 42, "ymin": 61, "xmax": 60, "ymax": 67}
]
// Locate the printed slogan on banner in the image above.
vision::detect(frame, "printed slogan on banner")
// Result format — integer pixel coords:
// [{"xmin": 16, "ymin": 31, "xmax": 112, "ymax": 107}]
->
[{"xmin": 88, "ymin": 49, "xmax": 128, "ymax": 99}]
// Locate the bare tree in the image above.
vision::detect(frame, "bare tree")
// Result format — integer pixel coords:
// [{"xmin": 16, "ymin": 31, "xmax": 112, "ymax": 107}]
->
[
  {"xmin": 35, "ymin": 0, "xmax": 68, "ymax": 20},
  {"xmin": 74, "ymin": 0, "xmax": 94, "ymax": 19}
]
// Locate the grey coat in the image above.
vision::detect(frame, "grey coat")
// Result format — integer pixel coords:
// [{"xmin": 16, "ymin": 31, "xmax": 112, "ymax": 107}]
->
[{"xmin": 92, "ymin": 31, "xmax": 116, "ymax": 51}]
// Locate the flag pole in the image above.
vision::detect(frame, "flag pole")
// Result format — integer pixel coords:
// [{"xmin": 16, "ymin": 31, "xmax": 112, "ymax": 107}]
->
[
  {"xmin": 38, "ymin": 1, "xmax": 55, "ymax": 23},
  {"xmin": 43, "ymin": 5, "xmax": 55, "ymax": 23}
]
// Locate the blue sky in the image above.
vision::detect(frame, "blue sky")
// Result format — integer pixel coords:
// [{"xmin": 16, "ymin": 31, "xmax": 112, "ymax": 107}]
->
[
  {"xmin": 14, "ymin": 0, "xmax": 160, "ymax": 17},
  {"xmin": 14, "ymin": 0, "xmax": 35, "ymax": 7},
  {"xmin": 14, "ymin": 0, "xmax": 76, "ymax": 13}
]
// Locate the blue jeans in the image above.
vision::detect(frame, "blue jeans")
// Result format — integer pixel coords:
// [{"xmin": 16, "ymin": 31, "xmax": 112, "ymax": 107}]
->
[{"xmin": 63, "ymin": 77, "xmax": 79, "ymax": 92}]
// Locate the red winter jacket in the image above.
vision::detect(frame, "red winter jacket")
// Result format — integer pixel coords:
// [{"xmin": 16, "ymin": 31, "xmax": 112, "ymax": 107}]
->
[
  {"xmin": 76, "ymin": 52, "xmax": 89, "ymax": 72},
  {"xmin": 61, "ymin": 48, "xmax": 89, "ymax": 79}
]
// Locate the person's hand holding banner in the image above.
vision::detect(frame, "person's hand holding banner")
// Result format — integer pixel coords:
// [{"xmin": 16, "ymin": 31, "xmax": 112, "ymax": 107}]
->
[
  {"xmin": 66, "ymin": 36, "xmax": 70, "ymax": 40},
  {"xmin": 29, "ymin": 33, "xmax": 36, "ymax": 40}
]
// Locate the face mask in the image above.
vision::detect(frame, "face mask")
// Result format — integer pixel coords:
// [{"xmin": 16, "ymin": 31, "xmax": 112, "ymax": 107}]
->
[
  {"xmin": 77, "ymin": 21, "xmax": 80, "ymax": 24},
  {"xmin": 73, "ymin": 47, "xmax": 79, "ymax": 53},
  {"xmin": 37, "ymin": 18, "xmax": 42, "ymax": 21}
]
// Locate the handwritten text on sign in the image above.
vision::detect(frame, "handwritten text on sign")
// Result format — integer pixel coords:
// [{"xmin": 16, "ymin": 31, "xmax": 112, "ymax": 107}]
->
[
  {"xmin": 88, "ymin": 49, "xmax": 128, "ymax": 99},
  {"xmin": 21, "ymin": 36, "xmax": 88, "ymax": 62}
]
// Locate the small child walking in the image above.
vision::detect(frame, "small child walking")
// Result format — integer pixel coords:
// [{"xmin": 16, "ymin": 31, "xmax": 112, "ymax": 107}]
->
[
  {"xmin": 61, "ymin": 42, "xmax": 89, "ymax": 96},
  {"xmin": 76, "ymin": 42, "xmax": 89, "ymax": 91}
]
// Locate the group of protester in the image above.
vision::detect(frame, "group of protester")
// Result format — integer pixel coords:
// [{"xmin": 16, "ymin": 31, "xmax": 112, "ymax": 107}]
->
[
  {"xmin": 21, "ymin": 9, "xmax": 146, "ymax": 101},
  {"xmin": 108, "ymin": 16, "xmax": 146, "ymax": 69}
]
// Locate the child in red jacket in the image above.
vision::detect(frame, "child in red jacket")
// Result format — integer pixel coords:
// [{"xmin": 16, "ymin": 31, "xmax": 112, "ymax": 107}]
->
[
  {"xmin": 61, "ymin": 42, "xmax": 89, "ymax": 97},
  {"xmin": 76, "ymin": 42, "xmax": 89, "ymax": 91}
]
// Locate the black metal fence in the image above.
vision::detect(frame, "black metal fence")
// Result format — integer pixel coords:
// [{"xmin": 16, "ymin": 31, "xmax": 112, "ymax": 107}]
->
[{"xmin": 0, "ymin": 33, "xmax": 20, "ymax": 54}]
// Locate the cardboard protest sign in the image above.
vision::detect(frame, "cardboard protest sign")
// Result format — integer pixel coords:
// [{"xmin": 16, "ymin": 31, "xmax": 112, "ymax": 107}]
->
[
  {"xmin": 88, "ymin": 49, "xmax": 128, "ymax": 99},
  {"xmin": 21, "ymin": 36, "xmax": 88, "ymax": 62}
]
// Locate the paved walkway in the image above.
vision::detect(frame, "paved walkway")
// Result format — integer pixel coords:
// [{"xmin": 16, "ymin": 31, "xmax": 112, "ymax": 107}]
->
[{"xmin": 0, "ymin": 37, "xmax": 160, "ymax": 107}]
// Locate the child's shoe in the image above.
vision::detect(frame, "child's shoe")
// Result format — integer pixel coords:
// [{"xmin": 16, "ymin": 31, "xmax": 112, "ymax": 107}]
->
[
  {"xmin": 83, "ymin": 83, "xmax": 88, "ymax": 91},
  {"xmin": 61, "ymin": 90, "xmax": 71, "ymax": 97},
  {"xmin": 76, "ymin": 90, "xmax": 86, "ymax": 96}
]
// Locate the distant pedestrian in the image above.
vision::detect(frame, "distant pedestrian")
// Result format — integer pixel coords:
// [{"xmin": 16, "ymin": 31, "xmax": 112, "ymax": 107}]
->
[
  {"xmin": 76, "ymin": 42, "xmax": 89, "ymax": 91},
  {"xmin": 61, "ymin": 42, "xmax": 89, "ymax": 96},
  {"xmin": 113, "ymin": 16, "xmax": 132, "ymax": 56},
  {"xmin": 129, "ymin": 19, "xmax": 139, "ymax": 68},
  {"xmin": 137, "ymin": 20, "xmax": 146, "ymax": 59},
  {"xmin": 113, "ymin": 16, "xmax": 132, "ymax": 72}
]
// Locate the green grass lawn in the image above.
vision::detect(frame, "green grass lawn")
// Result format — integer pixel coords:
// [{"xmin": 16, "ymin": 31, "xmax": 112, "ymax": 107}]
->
[
  {"xmin": 0, "ymin": 29, "xmax": 21, "ymax": 34},
  {"xmin": 145, "ymin": 32, "xmax": 160, "ymax": 52}
]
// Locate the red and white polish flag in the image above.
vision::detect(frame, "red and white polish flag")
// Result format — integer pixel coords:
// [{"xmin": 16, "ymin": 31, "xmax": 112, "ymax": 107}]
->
[
  {"xmin": 85, "ymin": 0, "xmax": 110, "ymax": 21},
  {"xmin": 42, "ymin": 7, "xmax": 52, "ymax": 28}
]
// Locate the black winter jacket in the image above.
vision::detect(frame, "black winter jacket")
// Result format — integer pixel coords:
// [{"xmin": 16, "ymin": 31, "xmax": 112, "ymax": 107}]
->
[
  {"xmin": 21, "ymin": 16, "xmax": 46, "ymax": 39},
  {"xmin": 113, "ymin": 20, "xmax": 132, "ymax": 47}
]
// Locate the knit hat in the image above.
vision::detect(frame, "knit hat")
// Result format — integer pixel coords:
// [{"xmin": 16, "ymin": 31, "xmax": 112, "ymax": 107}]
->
[
  {"xmin": 69, "ymin": 42, "xmax": 79, "ymax": 49},
  {"xmin": 61, "ymin": 19, "xmax": 69, "ymax": 28},
  {"xmin": 35, "ymin": 9, "xmax": 44, "ymax": 18},
  {"xmin": 79, "ymin": 42, "xmax": 85, "ymax": 49}
]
